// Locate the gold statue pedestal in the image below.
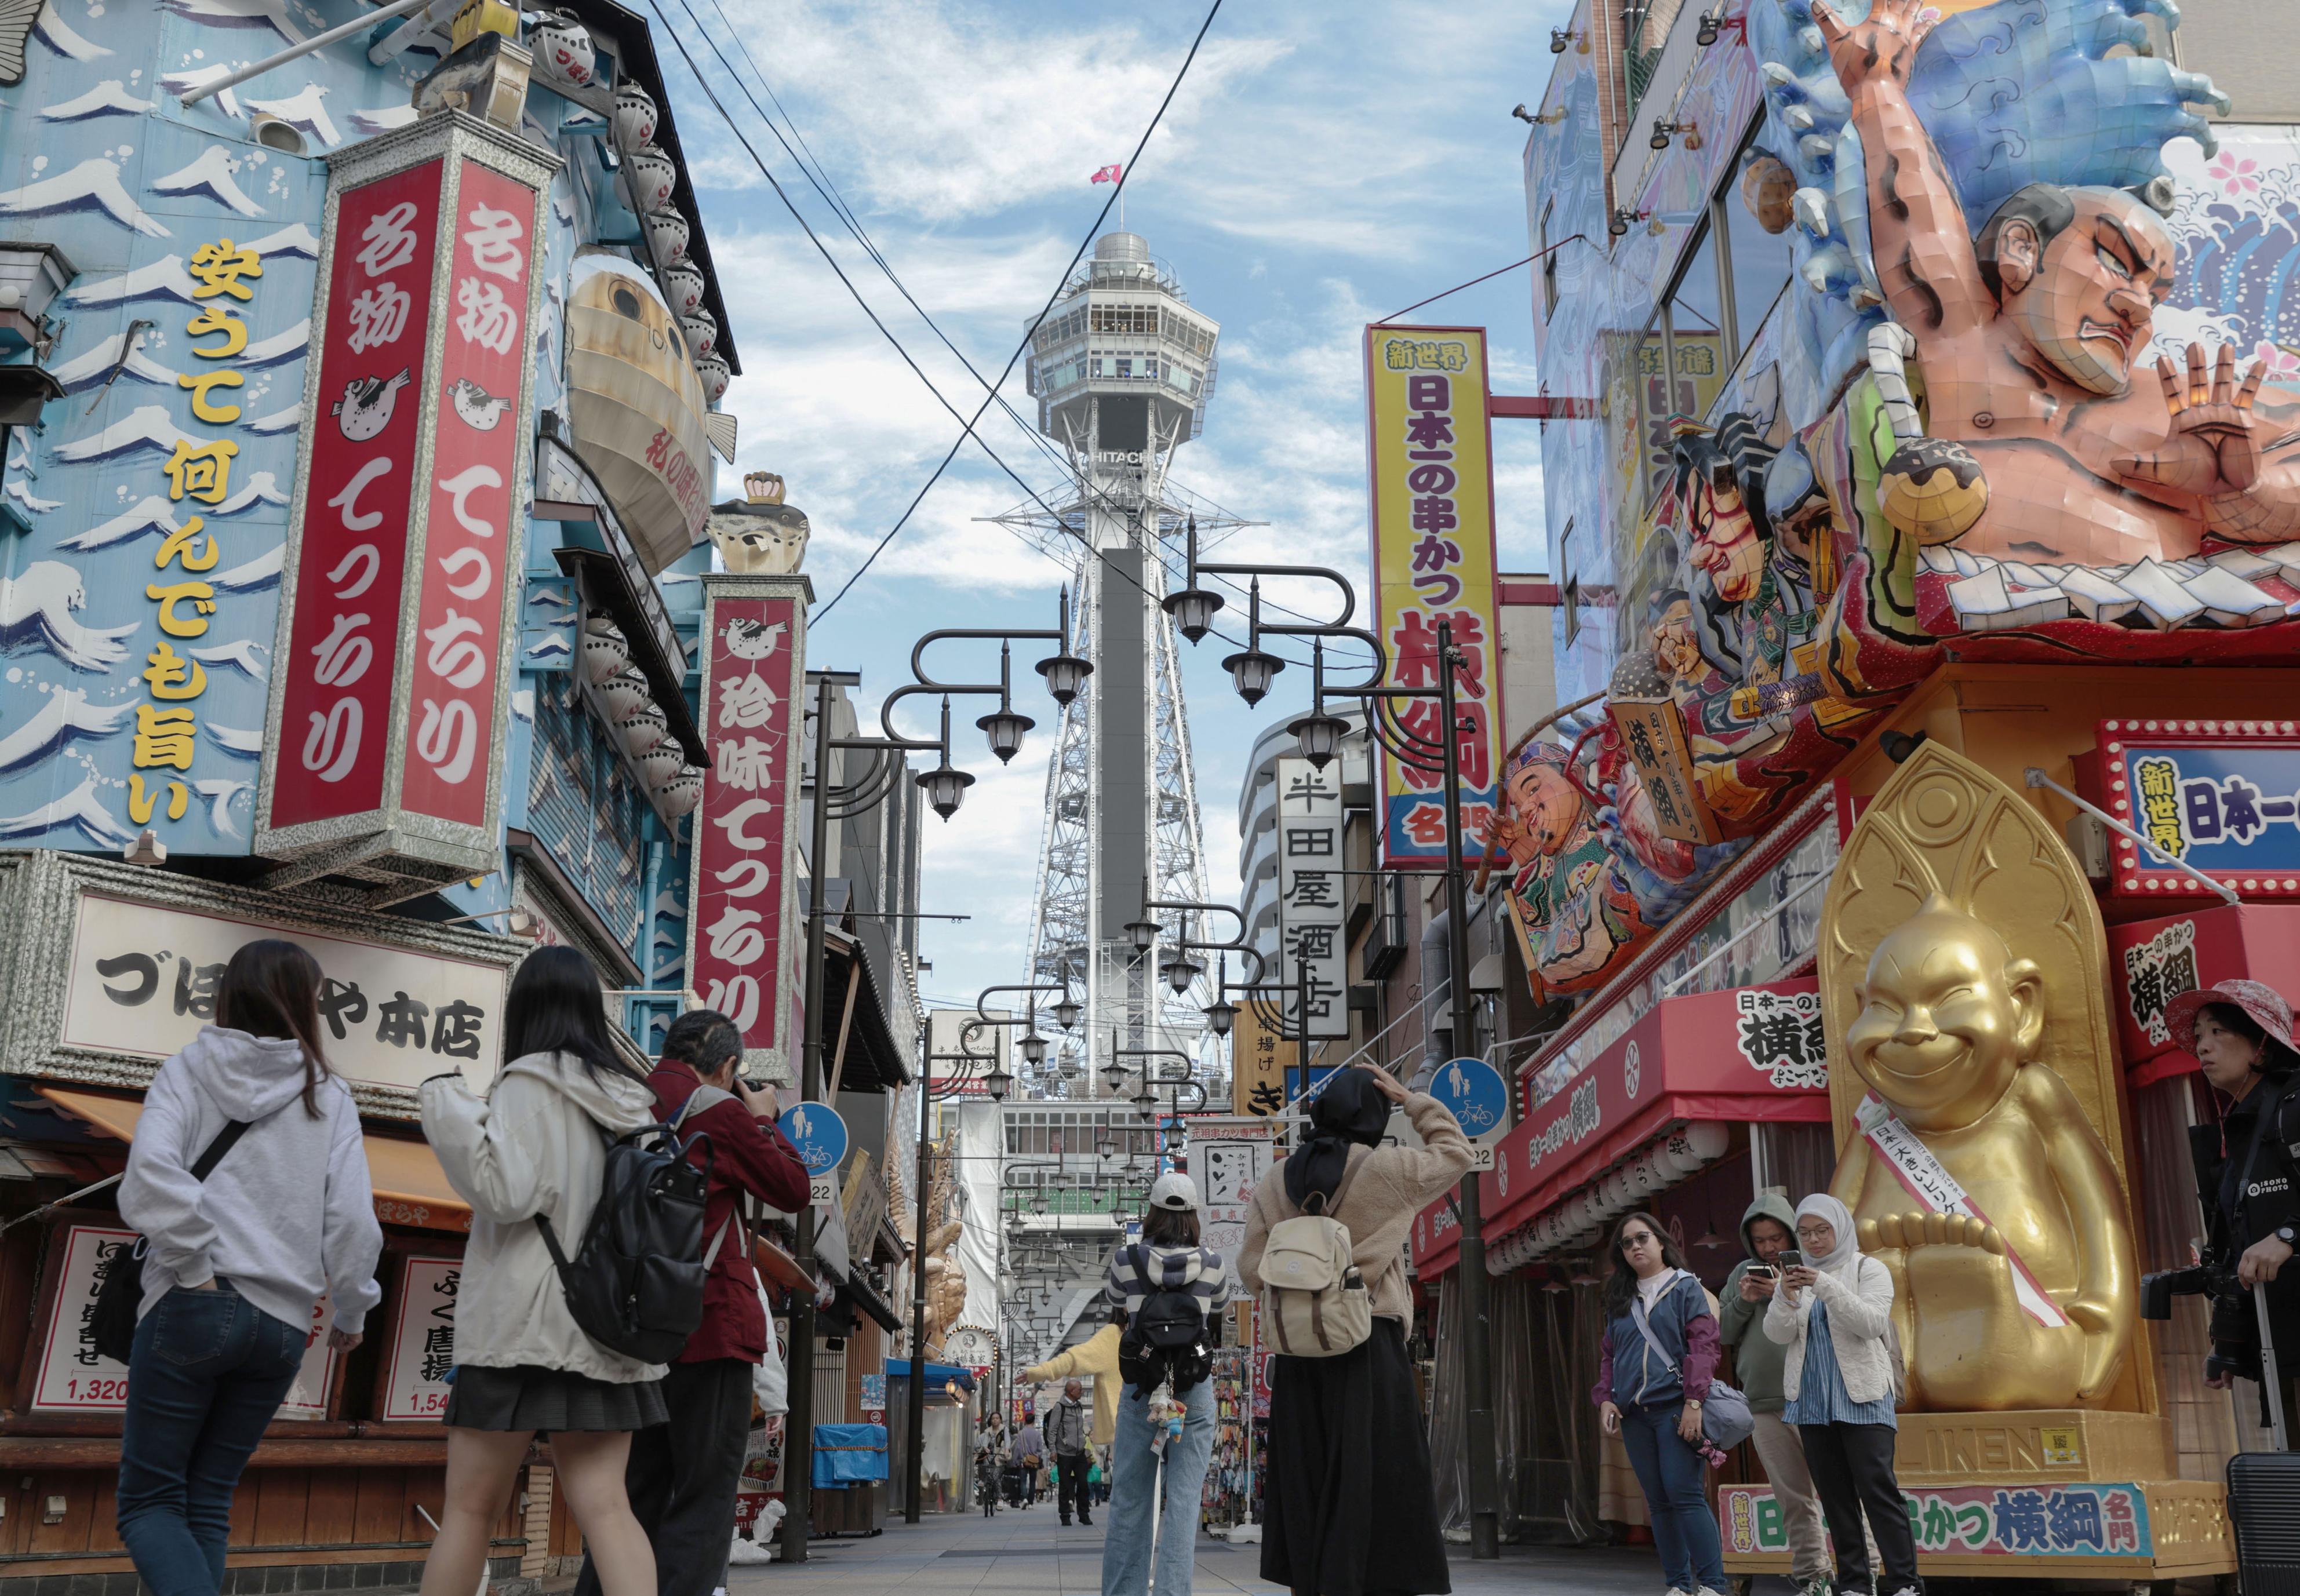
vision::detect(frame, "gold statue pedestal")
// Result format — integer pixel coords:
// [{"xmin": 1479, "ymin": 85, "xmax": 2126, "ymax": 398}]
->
[{"xmin": 1722, "ymin": 1409, "xmax": 2233, "ymax": 1584}]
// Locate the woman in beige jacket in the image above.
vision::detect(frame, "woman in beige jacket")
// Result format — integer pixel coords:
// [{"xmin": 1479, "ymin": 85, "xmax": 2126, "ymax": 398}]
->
[
  {"xmin": 417, "ymin": 948, "xmax": 664, "ymax": 1596},
  {"xmin": 1238, "ymin": 1066, "xmax": 1471, "ymax": 1596}
]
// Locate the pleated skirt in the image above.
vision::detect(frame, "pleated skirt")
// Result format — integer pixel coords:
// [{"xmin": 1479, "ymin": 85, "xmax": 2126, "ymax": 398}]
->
[
  {"xmin": 1261, "ymin": 1317, "xmax": 1451, "ymax": 1596},
  {"xmin": 443, "ymin": 1364, "xmax": 668, "ymax": 1433}
]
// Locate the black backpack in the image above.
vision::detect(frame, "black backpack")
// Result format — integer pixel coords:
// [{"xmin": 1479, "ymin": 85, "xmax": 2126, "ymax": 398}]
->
[
  {"xmin": 534, "ymin": 1091, "xmax": 721, "ymax": 1364},
  {"xmin": 1118, "ymin": 1245, "xmax": 1213, "ymax": 1397}
]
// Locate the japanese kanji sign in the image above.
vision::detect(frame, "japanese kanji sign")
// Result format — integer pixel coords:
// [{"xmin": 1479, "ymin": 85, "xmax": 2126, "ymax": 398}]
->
[
  {"xmin": 1276, "ymin": 756, "xmax": 1348, "ymax": 1041},
  {"xmin": 60, "ymin": 892, "xmax": 510, "ymax": 1094},
  {"xmin": 257, "ymin": 117, "xmax": 555, "ymax": 879},
  {"xmin": 1720, "ymin": 1483, "xmax": 2153, "ymax": 1561},
  {"xmin": 1189, "ymin": 1132, "xmax": 1275, "ymax": 1303},
  {"xmin": 1231, "ymin": 994, "xmax": 1285, "ymax": 1119},
  {"xmin": 1363, "ymin": 325, "xmax": 1505, "ymax": 869},
  {"xmin": 379, "ymin": 1256, "xmax": 461, "ymax": 1422},
  {"xmin": 685, "ymin": 577, "xmax": 810, "ymax": 1083},
  {"xmin": 2105, "ymin": 902, "xmax": 2300, "ymax": 1081},
  {"xmin": 1733, "ymin": 987, "xmax": 1829, "ymax": 1089},
  {"xmin": 32, "ymin": 1225, "xmax": 336, "ymax": 1416},
  {"xmin": 2094, "ymin": 719, "xmax": 2300, "ymax": 903}
]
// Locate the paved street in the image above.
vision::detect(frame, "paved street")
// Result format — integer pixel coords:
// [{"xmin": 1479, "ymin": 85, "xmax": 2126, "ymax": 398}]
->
[{"xmin": 729, "ymin": 1510, "xmax": 1803, "ymax": 1595}]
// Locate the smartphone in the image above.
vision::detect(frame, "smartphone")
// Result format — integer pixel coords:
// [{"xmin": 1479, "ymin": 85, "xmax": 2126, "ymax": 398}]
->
[{"xmin": 1777, "ymin": 1250, "xmax": 1803, "ymax": 1270}]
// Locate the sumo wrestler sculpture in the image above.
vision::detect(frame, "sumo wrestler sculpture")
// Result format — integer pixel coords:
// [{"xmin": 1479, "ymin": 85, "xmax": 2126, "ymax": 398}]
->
[
  {"xmin": 1819, "ymin": 740, "xmax": 2139, "ymax": 1412},
  {"xmin": 1819, "ymin": 0, "xmax": 2300, "ymax": 565}
]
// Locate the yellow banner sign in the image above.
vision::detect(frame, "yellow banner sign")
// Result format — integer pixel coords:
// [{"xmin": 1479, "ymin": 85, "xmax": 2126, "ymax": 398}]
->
[{"xmin": 1363, "ymin": 325, "xmax": 1504, "ymax": 869}]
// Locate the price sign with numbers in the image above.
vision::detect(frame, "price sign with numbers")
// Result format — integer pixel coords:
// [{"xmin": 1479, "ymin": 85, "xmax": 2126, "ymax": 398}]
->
[
  {"xmin": 379, "ymin": 1255, "xmax": 461, "ymax": 1422},
  {"xmin": 31, "ymin": 1225, "xmax": 134, "ymax": 1411}
]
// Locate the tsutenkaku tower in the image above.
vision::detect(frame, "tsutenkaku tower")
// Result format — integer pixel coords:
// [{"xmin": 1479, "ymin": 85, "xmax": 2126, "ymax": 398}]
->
[{"xmin": 995, "ymin": 232, "xmax": 1225, "ymax": 1099}]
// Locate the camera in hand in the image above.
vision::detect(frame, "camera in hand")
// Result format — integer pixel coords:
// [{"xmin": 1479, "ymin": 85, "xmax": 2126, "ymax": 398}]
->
[{"xmin": 2141, "ymin": 1261, "xmax": 2259, "ymax": 1384}]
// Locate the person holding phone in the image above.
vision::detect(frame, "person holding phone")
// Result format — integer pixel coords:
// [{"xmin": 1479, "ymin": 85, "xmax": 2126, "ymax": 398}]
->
[
  {"xmin": 1719, "ymin": 1192, "xmax": 1833, "ymax": 1596},
  {"xmin": 1765, "ymin": 1195, "xmax": 1919, "ymax": 1596},
  {"xmin": 1593, "ymin": 1212, "xmax": 1727, "ymax": 1596}
]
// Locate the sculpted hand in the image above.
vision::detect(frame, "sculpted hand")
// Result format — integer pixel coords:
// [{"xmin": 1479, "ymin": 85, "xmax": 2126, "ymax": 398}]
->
[
  {"xmin": 1876, "ymin": 1209, "xmax": 2004, "ymax": 1254},
  {"xmin": 1813, "ymin": 0, "xmax": 1931, "ymax": 95},
  {"xmin": 2116, "ymin": 344, "xmax": 2267, "ymax": 499}
]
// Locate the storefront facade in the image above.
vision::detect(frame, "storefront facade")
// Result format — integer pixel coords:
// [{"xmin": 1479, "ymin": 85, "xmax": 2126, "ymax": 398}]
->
[
  {"xmin": 1427, "ymin": 0, "xmax": 2300, "ymax": 1577},
  {"xmin": 0, "ymin": 0, "xmax": 773, "ymax": 1579}
]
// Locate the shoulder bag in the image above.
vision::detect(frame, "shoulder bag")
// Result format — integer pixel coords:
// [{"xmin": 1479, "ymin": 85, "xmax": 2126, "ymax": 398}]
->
[
  {"xmin": 90, "ymin": 1117, "xmax": 253, "ymax": 1365},
  {"xmin": 1629, "ymin": 1273, "xmax": 1754, "ymax": 1451}
]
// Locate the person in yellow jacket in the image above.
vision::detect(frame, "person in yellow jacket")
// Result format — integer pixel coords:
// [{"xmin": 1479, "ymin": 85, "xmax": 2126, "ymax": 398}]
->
[{"xmin": 1022, "ymin": 1322, "xmax": 1121, "ymax": 1451}]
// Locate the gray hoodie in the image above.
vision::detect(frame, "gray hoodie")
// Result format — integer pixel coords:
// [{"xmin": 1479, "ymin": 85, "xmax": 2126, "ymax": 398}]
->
[
  {"xmin": 1717, "ymin": 1190, "xmax": 1798, "ymax": 1414},
  {"xmin": 421, "ymin": 1050, "xmax": 664, "ymax": 1382},
  {"xmin": 120, "ymin": 1026, "xmax": 383, "ymax": 1335}
]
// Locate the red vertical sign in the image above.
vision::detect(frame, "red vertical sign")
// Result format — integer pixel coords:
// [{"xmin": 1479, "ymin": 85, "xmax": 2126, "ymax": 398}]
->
[
  {"xmin": 401, "ymin": 162, "xmax": 533, "ymax": 826},
  {"xmin": 271, "ymin": 163, "xmax": 443, "ymax": 827},
  {"xmin": 687, "ymin": 592, "xmax": 805, "ymax": 1063}
]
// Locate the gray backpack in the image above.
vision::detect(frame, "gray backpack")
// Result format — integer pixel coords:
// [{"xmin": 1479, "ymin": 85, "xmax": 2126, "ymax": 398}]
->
[{"xmin": 1629, "ymin": 1276, "xmax": 1755, "ymax": 1451}]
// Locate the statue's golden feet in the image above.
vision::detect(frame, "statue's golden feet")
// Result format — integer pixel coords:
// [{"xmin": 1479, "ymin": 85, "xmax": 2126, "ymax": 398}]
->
[{"xmin": 1861, "ymin": 1209, "xmax": 2006, "ymax": 1255}]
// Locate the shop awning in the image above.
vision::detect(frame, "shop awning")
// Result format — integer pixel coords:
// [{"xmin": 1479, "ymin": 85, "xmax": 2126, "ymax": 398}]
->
[
  {"xmin": 2110, "ymin": 902, "xmax": 2300, "ymax": 1088},
  {"xmin": 885, "ymin": 1358, "xmax": 977, "ymax": 1392},
  {"xmin": 1412, "ymin": 979, "xmax": 1830, "ymax": 1279},
  {"xmin": 37, "ymin": 1088, "xmax": 473, "ymax": 1234},
  {"xmin": 820, "ymin": 926, "xmax": 911, "ymax": 1092},
  {"xmin": 838, "ymin": 1267, "xmax": 903, "ymax": 1334}
]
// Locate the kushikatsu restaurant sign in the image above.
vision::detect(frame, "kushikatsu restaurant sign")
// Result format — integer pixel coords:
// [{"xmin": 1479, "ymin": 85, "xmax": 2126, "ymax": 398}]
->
[
  {"xmin": 254, "ymin": 116, "xmax": 556, "ymax": 880},
  {"xmin": 1363, "ymin": 325, "xmax": 1505, "ymax": 870},
  {"xmin": 2093, "ymin": 719, "xmax": 2300, "ymax": 902}
]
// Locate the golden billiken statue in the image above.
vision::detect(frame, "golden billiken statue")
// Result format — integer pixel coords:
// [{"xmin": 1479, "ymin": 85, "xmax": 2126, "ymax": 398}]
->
[
  {"xmin": 1818, "ymin": 741, "xmax": 2142, "ymax": 1416},
  {"xmin": 1832, "ymin": 898, "xmax": 2137, "ymax": 1410}
]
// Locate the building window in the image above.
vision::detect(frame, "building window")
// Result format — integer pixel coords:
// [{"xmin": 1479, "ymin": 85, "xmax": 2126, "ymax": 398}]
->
[
  {"xmin": 1716, "ymin": 121, "xmax": 1796, "ymax": 371},
  {"xmin": 1540, "ymin": 198, "xmax": 1560, "ymax": 319}
]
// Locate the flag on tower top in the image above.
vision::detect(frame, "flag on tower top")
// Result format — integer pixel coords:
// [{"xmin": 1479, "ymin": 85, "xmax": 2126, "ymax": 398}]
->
[{"xmin": 1090, "ymin": 164, "xmax": 1123, "ymax": 184}]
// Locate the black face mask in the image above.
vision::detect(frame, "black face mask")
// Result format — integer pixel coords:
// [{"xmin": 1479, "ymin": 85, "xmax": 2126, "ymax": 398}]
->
[{"xmin": 1284, "ymin": 1070, "xmax": 1390, "ymax": 1211}]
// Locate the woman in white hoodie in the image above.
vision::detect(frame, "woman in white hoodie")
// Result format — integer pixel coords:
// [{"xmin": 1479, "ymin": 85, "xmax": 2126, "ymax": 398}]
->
[
  {"xmin": 418, "ymin": 948, "xmax": 664, "ymax": 1596},
  {"xmin": 116, "ymin": 939, "xmax": 383, "ymax": 1596}
]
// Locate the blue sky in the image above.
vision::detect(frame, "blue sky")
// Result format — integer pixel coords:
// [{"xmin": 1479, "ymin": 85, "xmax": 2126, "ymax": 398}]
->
[{"xmin": 675, "ymin": 0, "xmax": 1570, "ymax": 1014}]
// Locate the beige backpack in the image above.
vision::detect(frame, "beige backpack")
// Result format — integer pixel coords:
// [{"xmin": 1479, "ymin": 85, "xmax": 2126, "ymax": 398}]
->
[{"xmin": 1258, "ymin": 1158, "xmax": 1372, "ymax": 1357}]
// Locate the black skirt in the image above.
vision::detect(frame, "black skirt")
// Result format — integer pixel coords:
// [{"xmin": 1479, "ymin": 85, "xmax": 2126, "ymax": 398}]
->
[
  {"xmin": 1262, "ymin": 1317, "xmax": 1450, "ymax": 1596},
  {"xmin": 443, "ymin": 1364, "xmax": 668, "ymax": 1434}
]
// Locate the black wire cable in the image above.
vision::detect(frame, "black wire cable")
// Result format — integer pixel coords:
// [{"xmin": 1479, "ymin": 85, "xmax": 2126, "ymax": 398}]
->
[
  {"xmin": 639, "ymin": 0, "xmax": 1159, "ymax": 611},
  {"xmin": 647, "ymin": 0, "xmax": 1348, "ymax": 651}
]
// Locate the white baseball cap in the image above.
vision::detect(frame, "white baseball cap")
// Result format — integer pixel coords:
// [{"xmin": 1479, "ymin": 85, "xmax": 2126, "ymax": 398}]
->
[{"xmin": 1147, "ymin": 1172, "xmax": 1202, "ymax": 1212}]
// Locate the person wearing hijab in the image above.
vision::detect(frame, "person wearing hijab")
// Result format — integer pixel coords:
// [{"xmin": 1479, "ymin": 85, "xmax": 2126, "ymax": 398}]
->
[
  {"xmin": 1764, "ymin": 1194, "xmax": 1918, "ymax": 1596},
  {"xmin": 1237, "ymin": 1066, "xmax": 1472, "ymax": 1596}
]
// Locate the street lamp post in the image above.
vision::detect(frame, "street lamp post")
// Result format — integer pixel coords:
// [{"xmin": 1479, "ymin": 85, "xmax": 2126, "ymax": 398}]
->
[
  {"xmin": 783, "ymin": 605, "xmax": 1075, "ymax": 1561},
  {"xmin": 1164, "ymin": 527, "xmax": 1502, "ymax": 1561}
]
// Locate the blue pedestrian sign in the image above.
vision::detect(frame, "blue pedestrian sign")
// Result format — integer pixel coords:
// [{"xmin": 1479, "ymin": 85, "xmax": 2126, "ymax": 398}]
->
[
  {"xmin": 778, "ymin": 1102, "xmax": 849, "ymax": 1176},
  {"xmin": 1429, "ymin": 1057, "xmax": 1507, "ymax": 1139}
]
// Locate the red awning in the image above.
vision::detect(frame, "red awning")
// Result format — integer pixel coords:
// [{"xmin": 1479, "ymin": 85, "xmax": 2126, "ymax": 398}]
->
[
  {"xmin": 1411, "ymin": 979, "xmax": 1830, "ymax": 1278},
  {"xmin": 2109, "ymin": 902, "xmax": 2300, "ymax": 1088}
]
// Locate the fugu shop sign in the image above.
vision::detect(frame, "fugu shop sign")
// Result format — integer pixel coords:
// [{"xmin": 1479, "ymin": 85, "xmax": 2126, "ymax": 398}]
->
[{"xmin": 254, "ymin": 118, "xmax": 558, "ymax": 880}]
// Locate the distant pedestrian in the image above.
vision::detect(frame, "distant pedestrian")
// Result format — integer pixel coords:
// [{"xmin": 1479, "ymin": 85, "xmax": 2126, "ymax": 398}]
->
[
  {"xmin": 573, "ymin": 1010, "xmax": 809, "ymax": 1596},
  {"xmin": 1720, "ymin": 1192, "xmax": 1836, "ymax": 1596},
  {"xmin": 1049, "ymin": 1378, "xmax": 1096, "ymax": 1525},
  {"xmin": 1239, "ymin": 1066, "xmax": 1471, "ymax": 1596},
  {"xmin": 1101, "ymin": 1172, "xmax": 1225, "ymax": 1596},
  {"xmin": 1088, "ymin": 1455, "xmax": 1105, "ymax": 1504},
  {"xmin": 1766, "ymin": 1194, "xmax": 1920, "ymax": 1596},
  {"xmin": 1025, "ymin": 1322, "xmax": 1121, "ymax": 1459},
  {"xmin": 417, "ymin": 947, "xmax": 664, "ymax": 1596},
  {"xmin": 1594, "ymin": 1211, "xmax": 1727, "ymax": 1596},
  {"xmin": 115, "ymin": 939, "xmax": 384, "ymax": 1596},
  {"xmin": 1015, "ymin": 1412, "xmax": 1046, "ymax": 1506}
]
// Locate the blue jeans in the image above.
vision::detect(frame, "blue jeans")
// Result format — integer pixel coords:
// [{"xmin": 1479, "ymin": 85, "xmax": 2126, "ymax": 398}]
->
[
  {"xmin": 117, "ymin": 1282, "xmax": 306, "ymax": 1596},
  {"xmin": 1620, "ymin": 1401, "xmax": 1726, "ymax": 1594},
  {"xmin": 1102, "ymin": 1379, "xmax": 1214, "ymax": 1596}
]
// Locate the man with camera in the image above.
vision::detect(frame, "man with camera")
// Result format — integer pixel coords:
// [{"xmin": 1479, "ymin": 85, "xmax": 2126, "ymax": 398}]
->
[{"xmin": 2156, "ymin": 982, "xmax": 2300, "ymax": 1440}]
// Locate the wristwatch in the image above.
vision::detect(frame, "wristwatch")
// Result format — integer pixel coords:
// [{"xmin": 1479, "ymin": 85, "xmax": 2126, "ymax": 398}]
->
[{"xmin": 2278, "ymin": 1224, "xmax": 2297, "ymax": 1247}]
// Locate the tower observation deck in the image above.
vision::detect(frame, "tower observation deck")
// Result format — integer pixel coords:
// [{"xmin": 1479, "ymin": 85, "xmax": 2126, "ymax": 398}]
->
[{"xmin": 995, "ymin": 234, "xmax": 1229, "ymax": 1100}]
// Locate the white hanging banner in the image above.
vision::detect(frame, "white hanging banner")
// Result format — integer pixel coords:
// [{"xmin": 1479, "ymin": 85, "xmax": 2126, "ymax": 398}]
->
[{"xmin": 1276, "ymin": 756, "xmax": 1349, "ymax": 1041}]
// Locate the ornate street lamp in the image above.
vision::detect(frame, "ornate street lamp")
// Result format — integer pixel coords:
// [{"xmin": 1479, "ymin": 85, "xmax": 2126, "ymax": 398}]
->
[
  {"xmin": 1203, "ymin": 994, "xmax": 1237, "ymax": 1037},
  {"xmin": 1162, "ymin": 522, "xmax": 1226, "ymax": 642},
  {"xmin": 1051, "ymin": 993, "xmax": 1082, "ymax": 1030},
  {"xmin": 1020, "ymin": 1032, "xmax": 1048, "ymax": 1067},
  {"xmin": 1160, "ymin": 952, "xmax": 1203, "ymax": 994},
  {"xmin": 1224, "ymin": 643, "xmax": 1283, "ymax": 706},
  {"xmin": 1035, "ymin": 588, "xmax": 1093, "ymax": 707},
  {"xmin": 1289, "ymin": 708, "xmax": 1351, "ymax": 770}
]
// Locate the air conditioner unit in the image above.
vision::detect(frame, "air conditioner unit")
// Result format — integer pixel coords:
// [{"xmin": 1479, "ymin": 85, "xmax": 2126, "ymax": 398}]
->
[{"xmin": 1362, "ymin": 873, "xmax": 1409, "ymax": 979}]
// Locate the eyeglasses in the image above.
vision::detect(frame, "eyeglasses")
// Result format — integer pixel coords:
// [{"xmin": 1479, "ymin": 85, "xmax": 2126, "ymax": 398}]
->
[
  {"xmin": 1795, "ymin": 1226, "xmax": 1833, "ymax": 1242},
  {"xmin": 1619, "ymin": 1233, "xmax": 1657, "ymax": 1251}
]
